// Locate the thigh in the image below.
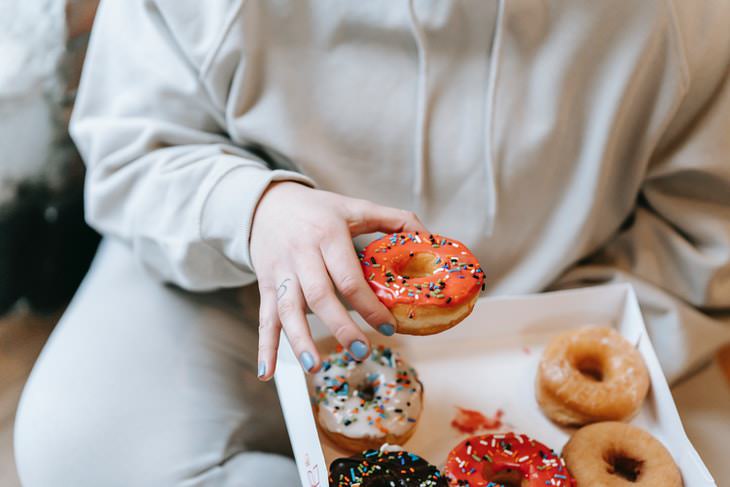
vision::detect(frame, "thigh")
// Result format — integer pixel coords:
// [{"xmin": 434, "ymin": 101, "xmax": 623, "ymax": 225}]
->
[{"xmin": 14, "ymin": 239, "xmax": 296, "ymax": 487}]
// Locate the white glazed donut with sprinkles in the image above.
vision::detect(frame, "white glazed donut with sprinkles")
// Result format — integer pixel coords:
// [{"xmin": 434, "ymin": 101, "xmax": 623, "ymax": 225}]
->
[{"xmin": 309, "ymin": 346, "xmax": 423, "ymax": 452}]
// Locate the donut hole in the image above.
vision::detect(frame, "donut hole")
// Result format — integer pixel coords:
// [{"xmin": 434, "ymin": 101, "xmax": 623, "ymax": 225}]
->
[
  {"xmin": 348, "ymin": 369, "xmax": 385, "ymax": 405},
  {"xmin": 483, "ymin": 466, "xmax": 523, "ymax": 487},
  {"xmin": 605, "ymin": 450, "xmax": 643, "ymax": 482},
  {"xmin": 573, "ymin": 355, "xmax": 604, "ymax": 382},
  {"xmin": 357, "ymin": 382, "xmax": 376, "ymax": 403},
  {"xmin": 399, "ymin": 252, "xmax": 439, "ymax": 278}
]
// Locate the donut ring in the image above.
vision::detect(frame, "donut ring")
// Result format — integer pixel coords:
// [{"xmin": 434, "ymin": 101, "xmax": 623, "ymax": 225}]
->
[
  {"xmin": 562, "ymin": 422, "xmax": 682, "ymax": 486},
  {"xmin": 360, "ymin": 232, "xmax": 484, "ymax": 335},
  {"xmin": 536, "ymin": 326, "xmax": 650, "ymax": 426},
  {"xmin": 329, "ymin": 447, "xmax": 447, "ymax": 486},
  {"xmin": 309, "ymin": 346, "xmax": 423, "ymax": 452},
  {"xmin": 444, "ymin": 432, "xmax": 575, "ymax": 486}
]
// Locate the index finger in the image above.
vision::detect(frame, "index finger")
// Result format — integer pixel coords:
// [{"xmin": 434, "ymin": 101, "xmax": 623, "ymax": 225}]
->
[
  {"xmin": 344, "ymin": 199, "xmax": 428, "ymax": 236},
  {"xmin": 321, "ymin": 230, "xmax": 397, "ymax": 336}
]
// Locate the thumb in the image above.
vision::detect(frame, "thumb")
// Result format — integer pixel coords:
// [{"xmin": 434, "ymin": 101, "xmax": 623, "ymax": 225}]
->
[{"xmin": 345, "ymin": 199, "xmax": 428, "ymax": 236}]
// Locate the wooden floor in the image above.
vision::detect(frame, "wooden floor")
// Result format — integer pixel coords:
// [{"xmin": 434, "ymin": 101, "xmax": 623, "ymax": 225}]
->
[{"xmin": 0, "ymin": 311, "xmax": 57, "ymax": 487}]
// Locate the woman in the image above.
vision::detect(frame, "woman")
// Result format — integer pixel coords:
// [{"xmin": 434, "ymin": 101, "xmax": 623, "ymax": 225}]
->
[{"xmin": 15, "ymin": 0, "xmax": 730, "ymax": 485}]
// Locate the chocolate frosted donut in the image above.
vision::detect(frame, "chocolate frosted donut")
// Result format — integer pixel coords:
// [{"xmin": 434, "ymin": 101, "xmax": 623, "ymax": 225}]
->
[{"xmin": 329, "ymin": 448, "xmax": 447, "ymax": 486}]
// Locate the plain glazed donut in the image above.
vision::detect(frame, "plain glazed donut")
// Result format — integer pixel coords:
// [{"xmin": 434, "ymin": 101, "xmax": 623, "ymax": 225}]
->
[
  {"xmin": 562, "ymin": 422, "xmax": 682, "ymax": 486},
  {"xmin": 536, "ymin": 326, "xmax": 649, "ymax": 426},
  {"xmin": 310, "ymin": 346, "xmax": 423, "ymax": 452},
  {"xmin": 329, "ymin": 446, "xmax": 447, "ymax": 486},
  {"xmin": 360, "ymin": 232, "xmax": 484, "ymax": 335},
  {"xmin": 444, "ymin": 432, "xmax": 575, "ymax": 486}
]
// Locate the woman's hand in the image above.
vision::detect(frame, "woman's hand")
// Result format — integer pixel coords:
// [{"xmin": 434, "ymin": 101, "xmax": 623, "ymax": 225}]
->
[{"xmin": 251, "ymin": 182, "xmax": 426, "ymax": 380}]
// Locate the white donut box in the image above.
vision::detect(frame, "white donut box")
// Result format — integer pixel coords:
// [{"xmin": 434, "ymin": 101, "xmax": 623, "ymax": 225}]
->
[{"xmin": 274, "ymin": 283, "xmax": 716, "ymax": 486}]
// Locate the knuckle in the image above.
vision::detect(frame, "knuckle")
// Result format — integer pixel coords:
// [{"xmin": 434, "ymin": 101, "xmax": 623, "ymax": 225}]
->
[
  {"xmin": 360, "ymin": 307, "xmax": 383, "ymax": 325},
  {"xmin": 333, "ymin": 324, "xmax": 352, "ymax": 344},
  {"xmin": 403, "ymin": 210, "xmax": 418, "ymax": 222},
  {"xmin": 277, "ymin": 299, "xmax": 298, "ymax": 318},
  {"xmin": 345, "ymin": 199, "xmax": 367, "ymax": 219},
  {"xmin": 337, "ymin": 273, "xmax": 362, "ymax": 298},
  {"xmin": 344, "ymin": 196, "xmax": 364, "ymax": 209},
  {"xmin": 305, "ymin": 221, "xmax": 335, "ymax": 241},
  {"xmin": 290, "ymin": 238, "xmax": 311, "ymax": 253},
  {"xmin": 303, "ymin": 281, "xmax": 331, "ymax": 308},
  {"xmin": 258, "ymin": 282, "xmax": 276, "ymax": 294},
  {"xmin": 288, "ymin": 334, "xmax": 308, "ymax": 352},
  {"xmin": 258, "ymin": 316, "xmax": 277, "ymax": 333},
  {"xmin": 258, "ymin": 343, "xmax": 274, "ymax": 355}
]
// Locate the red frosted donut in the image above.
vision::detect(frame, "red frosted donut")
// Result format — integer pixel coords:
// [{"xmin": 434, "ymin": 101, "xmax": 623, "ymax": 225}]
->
[
  {"xmin": 444, "ymin": 433, "xmax": 575, "ymax": 487},
  {"xmin": 359, "ymin": 232, "xmax": 485, "ymax": 335}
]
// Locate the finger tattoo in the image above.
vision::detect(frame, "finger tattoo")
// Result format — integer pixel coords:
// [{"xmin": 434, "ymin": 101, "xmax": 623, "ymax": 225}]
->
[{"xmin": 276, "ymin": 278, "xmax": 292, "ymax": 301}]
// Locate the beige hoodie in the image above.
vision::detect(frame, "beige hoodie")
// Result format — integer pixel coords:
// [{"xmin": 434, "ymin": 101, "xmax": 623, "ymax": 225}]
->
[{"xmin": 70, "ymin": 0, "xmax": 730, "ymax": 381}]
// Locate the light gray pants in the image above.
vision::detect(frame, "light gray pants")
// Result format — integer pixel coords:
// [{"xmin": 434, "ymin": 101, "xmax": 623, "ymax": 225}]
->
[{"xmin": 14, "ymin": 239, "xmax": 300, "ymax": 486}]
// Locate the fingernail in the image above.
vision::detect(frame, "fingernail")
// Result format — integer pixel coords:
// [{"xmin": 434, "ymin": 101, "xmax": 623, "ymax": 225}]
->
[
  {"xmin": 378, "ymin": 323, "xmax": 395, "ymax": 336},
  {"xmin": 299, "ymin": 351, "xmax": 315, "ymax": 372},
  {"xmin": 257, "ymin": 361, "xmax": 266, "ymax": 379},
  {"xmin": 349, "ymin": 340, "xmax": 369, "ymax": 360}
]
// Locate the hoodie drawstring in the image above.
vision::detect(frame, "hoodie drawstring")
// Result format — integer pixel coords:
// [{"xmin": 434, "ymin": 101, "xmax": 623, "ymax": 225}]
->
[
  {"xmin": 407, "ymin": 0, "xmax": 430, "ymax": 216},
  {"xmin": 407, "ymin": 0, "xmax": 505, "ymax": 236},
  {"xmin": 481, "ymin": 0, "xmax": 505, "ymax": 236}
]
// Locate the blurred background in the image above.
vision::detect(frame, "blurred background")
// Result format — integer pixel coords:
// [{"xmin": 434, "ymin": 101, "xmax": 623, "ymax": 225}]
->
[{"xmin": 0, "ymin": 1, "xmax": 100, "ymax": 484}]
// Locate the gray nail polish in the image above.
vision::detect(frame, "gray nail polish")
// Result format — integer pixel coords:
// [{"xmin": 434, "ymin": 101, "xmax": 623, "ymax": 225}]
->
[
  {"xmin": 349, "ymin": 340, "xmax": 369, "ymax": 360},
  {"xmin": 378, "ymin": 323, "xmax": 395, "ymax": 336},
  {"xmin": 299, "ymin": 351, "xmax": 315, "ymax": 372},
  {"xmin": 257, "ymin": 361, "xmax": 266, "ymax": 378}
]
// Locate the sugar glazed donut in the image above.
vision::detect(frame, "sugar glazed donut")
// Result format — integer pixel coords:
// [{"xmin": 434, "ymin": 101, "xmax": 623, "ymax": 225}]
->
[
  {"xmin": 310, "ymin": 346, "xmax": 423, "ymax": 452},
  {"xmin": 536, "ymin": 326, "xmax": 650, "ymax": 426},
  {"xmin": 563, "ymin": 422, "xmax": 682, "ymax": 486},
  {"xmin": 329, "ymin": 447, "xmax": 447, "ymax": 486},
  {"xmin": 444, "ymin": 432, "xmax": 575, "ymax": 486},
  {"xmin": 360, "ymin": 232, "xmax": 485, "ymax": 335}
]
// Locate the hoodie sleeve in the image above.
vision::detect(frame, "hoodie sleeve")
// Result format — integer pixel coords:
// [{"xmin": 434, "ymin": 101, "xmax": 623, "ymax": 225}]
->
[
  {"xmin": 553, "ymin": 6, "xmax": 730, "ymax": 382},
  {"xmin": 70, "ymin": 0, "xmax": 314, "ymax": 291}
]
